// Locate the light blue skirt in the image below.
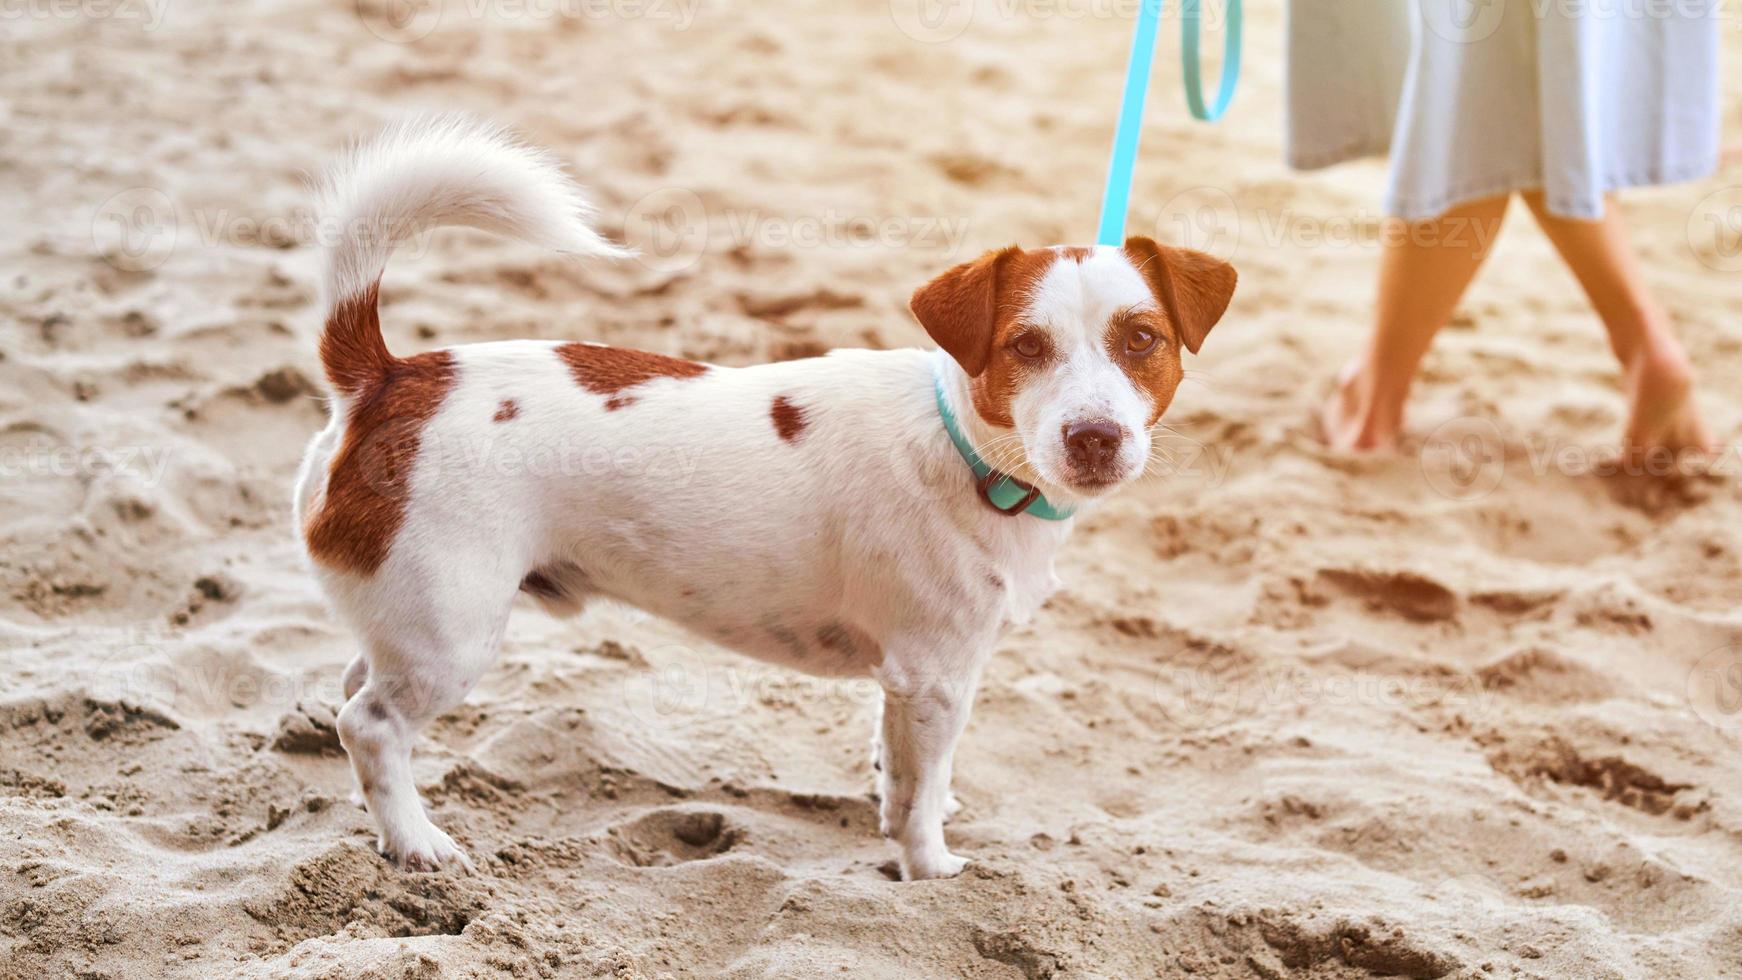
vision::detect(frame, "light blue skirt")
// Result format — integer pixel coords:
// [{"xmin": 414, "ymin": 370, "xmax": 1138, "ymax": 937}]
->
[{"xmin": 1286, "ymin": 0, "xmax": 1722, "ymax": 220}]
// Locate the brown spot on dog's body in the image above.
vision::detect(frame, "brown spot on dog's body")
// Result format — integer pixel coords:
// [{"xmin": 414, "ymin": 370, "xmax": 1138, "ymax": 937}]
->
[
  {"xmin": 770, "ymin": 395, "xmax": 808, "ymax": 442},
  {"xmin": 304, "ymin": 347, "xmax": 457, "ymax": 576},
  {"xmin": 493, "ymin": 399, "xmax": 519, "ymax": 423},
  {"xmin": 556, "ymin": 343, "xmax": 707, "ymax": 407}
]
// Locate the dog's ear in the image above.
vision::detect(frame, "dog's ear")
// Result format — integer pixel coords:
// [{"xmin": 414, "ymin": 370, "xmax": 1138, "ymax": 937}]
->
[
  {"xmin": 909, "ymin": 246, "xmax": 1021, "ymax": 377},
  {"xmin": 1121, "ymin": 237, "xmax": 1237, "ymax": 355}
]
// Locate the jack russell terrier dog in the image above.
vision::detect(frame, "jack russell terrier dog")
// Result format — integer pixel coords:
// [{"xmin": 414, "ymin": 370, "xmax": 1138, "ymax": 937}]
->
[{"xmin": 295, "ymin": 117, "xmax": 1236, "ymax": 880}]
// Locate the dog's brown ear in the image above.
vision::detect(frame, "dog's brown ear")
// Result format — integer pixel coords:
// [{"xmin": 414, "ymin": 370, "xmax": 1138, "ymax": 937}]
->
[
  {"xmin": 1121, "ymin": 237, "xmax": 1237, "ymax": 355},
  {"xmin": 910, "ymin": 246, "xmax": 1021, "ymax": 377}
]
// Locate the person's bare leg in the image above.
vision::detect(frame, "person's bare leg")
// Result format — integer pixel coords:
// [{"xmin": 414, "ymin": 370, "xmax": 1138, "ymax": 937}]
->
[
  {"xmin": 1521, "ymin": 191, "xmax": 1715, "ymax": 459},
  {"xmin": 1322, "ymin": 194, "xmax": 1511, "ymax": 451}
]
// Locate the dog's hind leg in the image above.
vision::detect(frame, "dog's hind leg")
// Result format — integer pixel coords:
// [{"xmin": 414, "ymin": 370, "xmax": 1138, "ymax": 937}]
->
[
  {"xmin": 342, "ymin": 655, "xmax": 368, "ymax": 701},
  {"xmin": 334, "ymin": 562, "xmax": 517, "ymax": 872}
]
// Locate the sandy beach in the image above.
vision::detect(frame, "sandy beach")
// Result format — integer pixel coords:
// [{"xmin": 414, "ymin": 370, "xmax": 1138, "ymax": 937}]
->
[{"xmin": 4, "ymin": 0, "xmax": 1742, "ymax": 976}]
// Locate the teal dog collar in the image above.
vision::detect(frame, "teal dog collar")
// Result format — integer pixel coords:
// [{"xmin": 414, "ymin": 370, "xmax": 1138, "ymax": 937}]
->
[{"xmin": 934, "ymin": 373, "xmax": 1074, "ymax": 521}]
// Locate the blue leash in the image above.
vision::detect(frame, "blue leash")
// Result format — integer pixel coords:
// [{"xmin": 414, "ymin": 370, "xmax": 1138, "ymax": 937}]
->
[{"xmin": 1095, "ymin": 0, "xmax": 1242, "ymax": 246}]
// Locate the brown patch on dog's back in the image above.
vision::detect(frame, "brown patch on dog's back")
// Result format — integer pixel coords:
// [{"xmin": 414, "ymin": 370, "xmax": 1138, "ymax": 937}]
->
[
  {"xmin": 556, "ymin": 343, "xmax": 706, "ymax": 406},
  {"xmin": 304, "ymin": 350, "xmax": 458, "ymax": 576},
  {"xmin": 493, "ymin": 399, "xmax": 519, "ymax": 423},
  {"xmin": 770, "ymin": 395, "xmax": 808, "ymax": 442}
]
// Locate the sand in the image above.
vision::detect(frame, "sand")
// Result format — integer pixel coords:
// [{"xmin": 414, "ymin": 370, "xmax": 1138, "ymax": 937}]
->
[{"xmin": 5, "ymin": 0, "xmax": 1742, "ymax": 976}]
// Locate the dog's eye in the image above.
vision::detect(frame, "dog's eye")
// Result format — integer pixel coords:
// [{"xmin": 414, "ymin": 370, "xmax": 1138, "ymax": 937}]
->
[
  {"xmin": 1012, "ymin": 334, "xmax": 1045, "ymax": 359},
  {"xmin": 1127, "ymin": 329, "xmax": 1158, "ymax": 354}
]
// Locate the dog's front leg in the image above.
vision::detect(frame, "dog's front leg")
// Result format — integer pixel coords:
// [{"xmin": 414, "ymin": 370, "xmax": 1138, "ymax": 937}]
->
[{"xmin": 876, "ymin": 671, "xmax": 978, "ymax": 880}]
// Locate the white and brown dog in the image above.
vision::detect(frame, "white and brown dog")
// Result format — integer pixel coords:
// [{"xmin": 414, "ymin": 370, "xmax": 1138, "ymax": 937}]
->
[{"xmin": 295, "ymin": 118, "xmax": 1235, "ymax": 880}]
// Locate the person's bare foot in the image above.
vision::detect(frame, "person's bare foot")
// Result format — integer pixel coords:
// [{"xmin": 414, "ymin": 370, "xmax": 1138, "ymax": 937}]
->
[
  {"xmin": 1320, "ymin": 359, "xmax": 1405, "ymax": 452},
  {"xmin": 1620, "ymin": 340, "xmax": 1716, "ymax": 471}
]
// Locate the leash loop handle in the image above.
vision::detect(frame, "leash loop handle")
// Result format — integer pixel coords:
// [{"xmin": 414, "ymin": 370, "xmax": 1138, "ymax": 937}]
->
[{"xmin": 1182, "ymin": 0, "xmax": 1242, "ymax": 123}]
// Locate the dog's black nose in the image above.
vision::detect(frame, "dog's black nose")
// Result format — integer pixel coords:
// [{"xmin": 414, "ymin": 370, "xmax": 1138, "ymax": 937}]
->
[{"xmin": 1063, "ymin": 420, "xmax": 1124, "ymax": 474}]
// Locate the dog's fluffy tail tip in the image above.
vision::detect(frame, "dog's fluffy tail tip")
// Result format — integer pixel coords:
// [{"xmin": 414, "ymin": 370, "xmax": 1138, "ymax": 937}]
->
[{"xmin": 315, "ymin": 114, "xmax": 628, "ymax": 393}]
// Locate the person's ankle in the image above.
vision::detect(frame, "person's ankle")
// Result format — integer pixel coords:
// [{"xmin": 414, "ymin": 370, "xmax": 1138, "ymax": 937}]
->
[
  {"xmin": 1628, "ymin": 335, "xmax": 1694, "ymax": 398},
  {"xmin": 1327, "ymin": 360, "xmax": 1406, "ymax": 450}
]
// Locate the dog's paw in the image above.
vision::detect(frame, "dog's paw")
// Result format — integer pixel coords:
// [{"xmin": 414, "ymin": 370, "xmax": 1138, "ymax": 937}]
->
[
  {"xmin": 901, "ymin": 848, "xmax": 969, "ymax": 881},
  {"xmin": 381, "ymin": 823, "xmax": 474, "ymax": 874}
]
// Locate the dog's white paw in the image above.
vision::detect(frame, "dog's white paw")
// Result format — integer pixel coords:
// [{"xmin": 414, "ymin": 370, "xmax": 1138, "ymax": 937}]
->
[
  {"xmin": 942, "ymin": 793, "xmax": 962, "ymax": 823},
  {"xmin": 380, "ymin": 821, "xmax": 473, "ymax": 874},
  {"xmin": 901, "ymin": 848, "xmax": 969, "ymax": 881}
]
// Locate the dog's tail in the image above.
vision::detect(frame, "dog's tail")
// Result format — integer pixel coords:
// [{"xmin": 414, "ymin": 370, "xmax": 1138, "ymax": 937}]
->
[{"xmin": 315, "ymin": 114, "xmax": 628, "ymax": 396}]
